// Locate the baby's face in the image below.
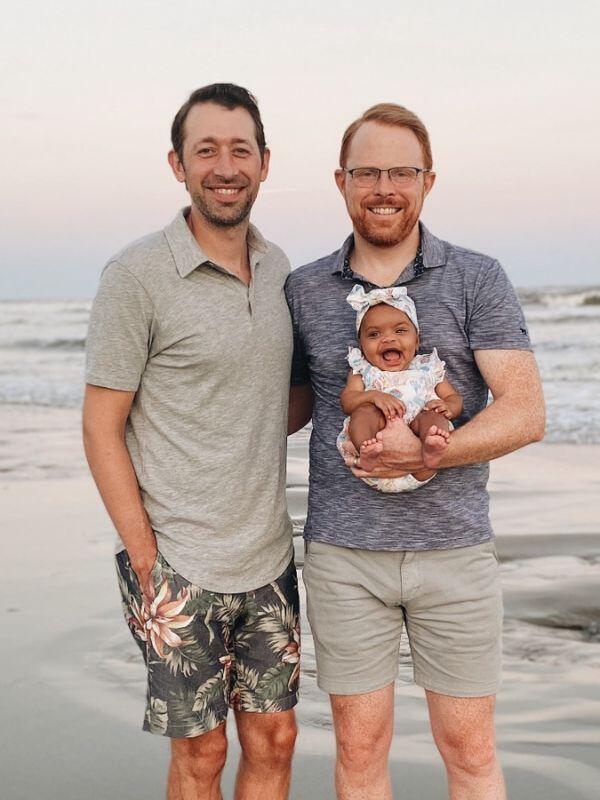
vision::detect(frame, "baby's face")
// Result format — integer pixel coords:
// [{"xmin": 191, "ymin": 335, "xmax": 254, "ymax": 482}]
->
[{"xmin": 359, "ymin": 304, "xmax": 419, "ymax": 372}]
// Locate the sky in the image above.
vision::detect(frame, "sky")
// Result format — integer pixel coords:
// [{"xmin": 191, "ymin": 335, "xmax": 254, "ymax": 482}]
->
[{"xmin": 1, "ymin": 0, "xmax": 599, "ymax": 299}]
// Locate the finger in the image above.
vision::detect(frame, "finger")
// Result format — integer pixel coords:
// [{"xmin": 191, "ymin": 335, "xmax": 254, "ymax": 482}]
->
[{"xmin": 342, "ymin": 441, "xmax": 359, "ymax": 456}]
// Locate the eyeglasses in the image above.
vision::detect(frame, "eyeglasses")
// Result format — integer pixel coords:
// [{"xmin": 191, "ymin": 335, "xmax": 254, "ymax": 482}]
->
[{"xmin": 343, "ymin": 167, "xmax": 431, "ymax": 188}]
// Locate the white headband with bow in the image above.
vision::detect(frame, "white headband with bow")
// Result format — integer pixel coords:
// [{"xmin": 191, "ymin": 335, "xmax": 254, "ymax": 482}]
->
[{"xmin": 346, "ymin": 284, "xmax": 419, "ymax": 332}]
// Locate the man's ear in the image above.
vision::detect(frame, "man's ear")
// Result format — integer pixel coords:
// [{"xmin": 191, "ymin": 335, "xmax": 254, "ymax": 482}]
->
[
  {"xmin": 168, "ymin": 150, "xmax": 186, "ymax": 184},
  {"xmin": 423, "ymin": 170, "xmax": 436, "ymax": 198},
  {"xmin": 260, "ymin": 147, "xmax": 271, "ymax": 182},
  {"xmin": 334, "ymin": 168, "xmax": 346, "ymax": 196}
]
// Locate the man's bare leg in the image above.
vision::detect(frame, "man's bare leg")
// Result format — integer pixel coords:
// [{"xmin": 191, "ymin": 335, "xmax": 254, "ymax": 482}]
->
[
  {"xmin": 167, "ymin": 723, "xmax": 228, "ymax": 800},
  {"xmin": 330, "ymin": 684, "xmax": 394, "ymax": 800},
  {"xmin": 234, "ymin": 709, "xmax": 297, "ymax": 800},
  {"xmin": 426, "ymin": 691, "xmax": 506, "ymax": 800}
]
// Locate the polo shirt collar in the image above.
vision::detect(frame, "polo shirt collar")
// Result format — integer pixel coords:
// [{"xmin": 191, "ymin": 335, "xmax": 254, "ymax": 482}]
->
[
  {"xmin": 164, "ymin": 207, "xmax": 269, "ymax": 279},
  {"xmin": 332, "ymin": 221, "xmax": 447, "ymax": 277}
]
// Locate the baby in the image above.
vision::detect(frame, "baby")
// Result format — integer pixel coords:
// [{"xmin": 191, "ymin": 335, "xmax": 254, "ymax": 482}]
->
[{"xmin": 337, "ymin": 285, "xmax": 463, "ymax": 493}]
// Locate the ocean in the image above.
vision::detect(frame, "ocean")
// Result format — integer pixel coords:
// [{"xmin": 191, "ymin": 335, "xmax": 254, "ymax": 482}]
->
[
  {"xmin": 2, "ymin": 290, "xmax": 599, "ymax": 800},
  {"xmin": 1, "ymin": 285, "xmax": 599, "ymax": 443}
]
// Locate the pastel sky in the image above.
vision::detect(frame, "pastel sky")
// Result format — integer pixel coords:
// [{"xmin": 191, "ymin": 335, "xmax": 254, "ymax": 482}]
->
[{"xmin": 2, "ymin": 0, "xmax": 599, "ymax": 299}]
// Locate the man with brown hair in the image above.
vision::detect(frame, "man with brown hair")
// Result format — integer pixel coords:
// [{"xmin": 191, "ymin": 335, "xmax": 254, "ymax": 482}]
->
[
  {"xmin": 285, "ymin": 103, "xmax": 544, "ymax": 799},
  {"xmin": 84, "ymin": 84, "xmax": 302, "ymax": 800}
]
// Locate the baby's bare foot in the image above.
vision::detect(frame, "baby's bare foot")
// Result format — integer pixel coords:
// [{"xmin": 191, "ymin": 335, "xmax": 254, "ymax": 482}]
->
[
  {"xmin": 359, "ymin": 438, "xmax": 384, "ymax": 472},
  {"xmin": 422, "ymin": 425, "xmax": 450, "ymax": 469}
]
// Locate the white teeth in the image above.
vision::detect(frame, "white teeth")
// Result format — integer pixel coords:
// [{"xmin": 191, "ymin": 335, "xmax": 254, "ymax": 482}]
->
[
  {"xmin": 370, "ymin": 207, "xmax": 399, "ymax": 215},
  {"xmin": 214, "ymin": 188, "xmax": 239, "ymax": 195}
]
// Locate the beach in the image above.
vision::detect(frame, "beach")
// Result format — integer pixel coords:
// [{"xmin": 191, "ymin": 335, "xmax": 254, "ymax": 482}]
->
[{"xmin": 1, "ymin": 403, "xmax": 599, "ymax": 799}]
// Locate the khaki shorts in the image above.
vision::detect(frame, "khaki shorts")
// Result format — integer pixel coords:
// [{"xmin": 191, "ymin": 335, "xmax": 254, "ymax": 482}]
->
[{"xmin": 303, "ymin": 539, "xmax": 502, "ymax": 697}]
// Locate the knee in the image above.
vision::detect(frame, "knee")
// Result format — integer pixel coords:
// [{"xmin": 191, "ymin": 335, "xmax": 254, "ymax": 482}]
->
[
  {"xmin": 352, "ymin": 404, "xmax": 383, "ymax": 423},
  {"xmin": 171, "ymin": 727, "xmax": 228, "ymax": 780},
  {"xmin": 337, "ymin": 727, "xmax": 391, "ymax": 772},
  {"xmin": 437, "ymin": 731, "xmax": 496, "ymax": 778},
  {"xmin": 242, "ymin": 717, "xmax": 297, "ymax": 767}
]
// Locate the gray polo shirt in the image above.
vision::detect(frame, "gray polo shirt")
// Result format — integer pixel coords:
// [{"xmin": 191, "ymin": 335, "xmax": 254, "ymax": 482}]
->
[
  {"xmin": 86, "ymin": 208, "xmax": 294, "ymax": 592},
  {"xmin": 285, "ymin": 223, "xmax": 532, "ymax": 551}
]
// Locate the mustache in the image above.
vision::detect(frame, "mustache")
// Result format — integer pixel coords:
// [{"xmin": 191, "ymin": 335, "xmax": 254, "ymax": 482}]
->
[
  {"xmin": 363, "ymin": 201, "xmax": 405, "ymax": 208},
  {"xmin": 202, "ymin": 178, "xmax": 249, "ymax": 189}
]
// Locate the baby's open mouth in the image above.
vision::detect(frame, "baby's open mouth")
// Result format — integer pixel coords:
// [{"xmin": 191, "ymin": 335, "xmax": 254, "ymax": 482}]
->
[{"xmin": 382, "ymin": 349, "xmax": 402, "ymax": 363}]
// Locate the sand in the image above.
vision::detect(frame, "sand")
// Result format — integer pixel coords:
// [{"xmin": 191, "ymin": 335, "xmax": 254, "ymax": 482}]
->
[{"xmin": 1, "ymin": 418, "xmax": 599, "ymax": 799}]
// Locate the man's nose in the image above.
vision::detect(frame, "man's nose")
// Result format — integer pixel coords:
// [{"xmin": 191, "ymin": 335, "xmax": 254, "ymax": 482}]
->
[
  {"xmin": 213, "ymin": 150, "xmax": 238, "ymax": 179},
  {"xmin": 373, "ymin": 171, "xmax": 395, "ymax": 194}
]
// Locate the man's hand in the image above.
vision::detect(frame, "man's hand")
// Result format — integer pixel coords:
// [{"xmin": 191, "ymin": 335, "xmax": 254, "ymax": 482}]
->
[
  {"xmin": 369, "ymin": 391, "xmax": 406, "ymax": 420},
  {"xmin": 131, "ymin": 547, "xmax": 159, "ymax": 606},
  {"xmin": 341, "ymin": 418, "xmax": 422, "ymax": 478}
]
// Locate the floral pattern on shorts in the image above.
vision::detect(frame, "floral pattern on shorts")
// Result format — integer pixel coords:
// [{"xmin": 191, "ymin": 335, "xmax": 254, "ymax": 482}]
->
[{"xmin": 116, "ymin": 550, "xmax": 300, "ymax": 738}]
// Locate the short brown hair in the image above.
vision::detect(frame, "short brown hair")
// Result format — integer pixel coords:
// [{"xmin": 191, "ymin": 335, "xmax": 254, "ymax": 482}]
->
[
  {"xmin": 339, "ymin": 103, "xmax": 432, "ymax": 170},
  {"xmin": 171, "ymin": 83, "xmax": 266, "ymax": 162}
]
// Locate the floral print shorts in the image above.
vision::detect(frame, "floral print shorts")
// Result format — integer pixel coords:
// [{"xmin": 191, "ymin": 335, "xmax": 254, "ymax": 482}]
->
[{"xmin": 116, "ymin": 550, "xmax": 300, "ymax": 738}]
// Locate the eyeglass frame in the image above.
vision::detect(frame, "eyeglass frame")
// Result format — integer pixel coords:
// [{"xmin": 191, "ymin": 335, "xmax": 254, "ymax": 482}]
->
[{"xmin": 341, "ymin": 166, "xmax": 432, "ymax": 186}]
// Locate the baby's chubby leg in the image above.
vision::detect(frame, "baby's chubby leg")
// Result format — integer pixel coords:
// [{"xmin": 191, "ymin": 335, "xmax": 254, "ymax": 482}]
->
[
  {"xmin": 410, "ymin": 410, "xmax": 450, "ymax": 475},
  {"xmin": 348, "ymin": 405, "xmax": 386, "ymax": 472}
]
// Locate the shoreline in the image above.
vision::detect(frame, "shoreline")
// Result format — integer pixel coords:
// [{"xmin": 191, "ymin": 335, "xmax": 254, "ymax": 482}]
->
[{"xmin": 1, "ymin": 442, "xmax": 599, "ymax": 799}]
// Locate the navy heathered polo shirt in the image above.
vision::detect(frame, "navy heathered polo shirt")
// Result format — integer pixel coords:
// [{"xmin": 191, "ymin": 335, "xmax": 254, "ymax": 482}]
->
[{"xmin": 285, "ymin": 223, "xmax": 531, "ymax": 551}]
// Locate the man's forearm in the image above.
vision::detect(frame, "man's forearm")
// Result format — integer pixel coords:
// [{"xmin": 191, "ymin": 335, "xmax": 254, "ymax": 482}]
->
[
  {"xmin": 439, "ymin": 393, "xmax": 545, "ymax": 468},
  {"xmin": 83, "ymin": 429, "xmax": 157, "ymax": 569}
]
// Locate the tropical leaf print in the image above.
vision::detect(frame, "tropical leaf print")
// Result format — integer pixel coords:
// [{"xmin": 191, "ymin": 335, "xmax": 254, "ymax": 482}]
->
[
  {"xmin": 118, "ymin": 551, "xmax": 299, "ymax": 735},
  {"xmin": 262, "ymin": 699, "xmax": 284, "ymax": 713},
  {"xmin": 163, "ymin": 637, "xmax": 214, "ymax": 677},
  {"xmin": 212, "ymin": 594, "xmax": 244, "ymax": 624},
  {"xmin": 167, "ymin": 686, "xmax": 224, "ymax": 737},
  {"xmin": 233, "ymin": 629, "xmax": 253, "ymax": 652},
  {"xmin": 256, "ymin": 603, "xmax": 297, "ymax": 653},
  {"xmin": 256, "ymin": 664, "xmax": 294, "ymax": 700},
  {"xmin": 145, "ymin": 697, "xmax": 168, "ymax": 735},
  {"xmin": 193, "ymin": 675, "xmax": 225, "ymax": 714},
  {"xmin": 234, "ymin": 661, "xmax": 260, "ymax": 691}
]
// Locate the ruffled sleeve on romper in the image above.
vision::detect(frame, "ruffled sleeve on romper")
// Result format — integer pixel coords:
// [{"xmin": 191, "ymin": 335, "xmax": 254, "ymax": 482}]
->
[
  {"xmin": 347, "ymin": 347, "xmax": 370, "ymax": 376},
  {"xmin": 412, "ymin": 348, "xmax": 447, "ymax": 397}
]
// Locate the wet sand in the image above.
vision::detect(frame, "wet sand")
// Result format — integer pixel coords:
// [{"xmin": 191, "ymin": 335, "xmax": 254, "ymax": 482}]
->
[{"xmin": 1, "ymin": 410, "xmax": 599, "ymax": 799}]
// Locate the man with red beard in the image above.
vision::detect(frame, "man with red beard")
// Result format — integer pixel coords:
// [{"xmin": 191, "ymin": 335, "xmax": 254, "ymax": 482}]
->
[
  {"xmin": 285, "ymin": 104, "xmax": 545, "ymax": 799},
  {"xmin": 84, "ymin": 84, "xmax": 301, "ymax": 800}
]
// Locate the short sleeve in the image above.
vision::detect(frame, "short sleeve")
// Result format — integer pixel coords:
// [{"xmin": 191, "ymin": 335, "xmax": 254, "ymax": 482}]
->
[
  {"xmin": 468, "ymin": 260, "xmax": 531, "ymax": 350},
  {"xmin": 347, "ymin": 347, "xmax": 368, "ymax": 375},
  {"xmin": 85, "ymin": 261, "xmax": 154, "ymax": 391},
  {"xmin": 427, "ymin": 348, "xmax": 446, "ymax": 385},
  {"xmin": 284, "ymin": 274, "xmax": 310, "ymax": 386}
]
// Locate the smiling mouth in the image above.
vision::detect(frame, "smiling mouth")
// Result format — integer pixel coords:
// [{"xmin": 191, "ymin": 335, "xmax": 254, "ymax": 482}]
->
[
  {"xmin": 381, "ymin": 349, "xmax": 402, "ymax": 363},
  {"xmin": 210, "ymin": 187, "xmax": 244, "ymax": 196},
  {"xmin": 368, "ymin": 207, "xmax": 401, "ymax": 216}
]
